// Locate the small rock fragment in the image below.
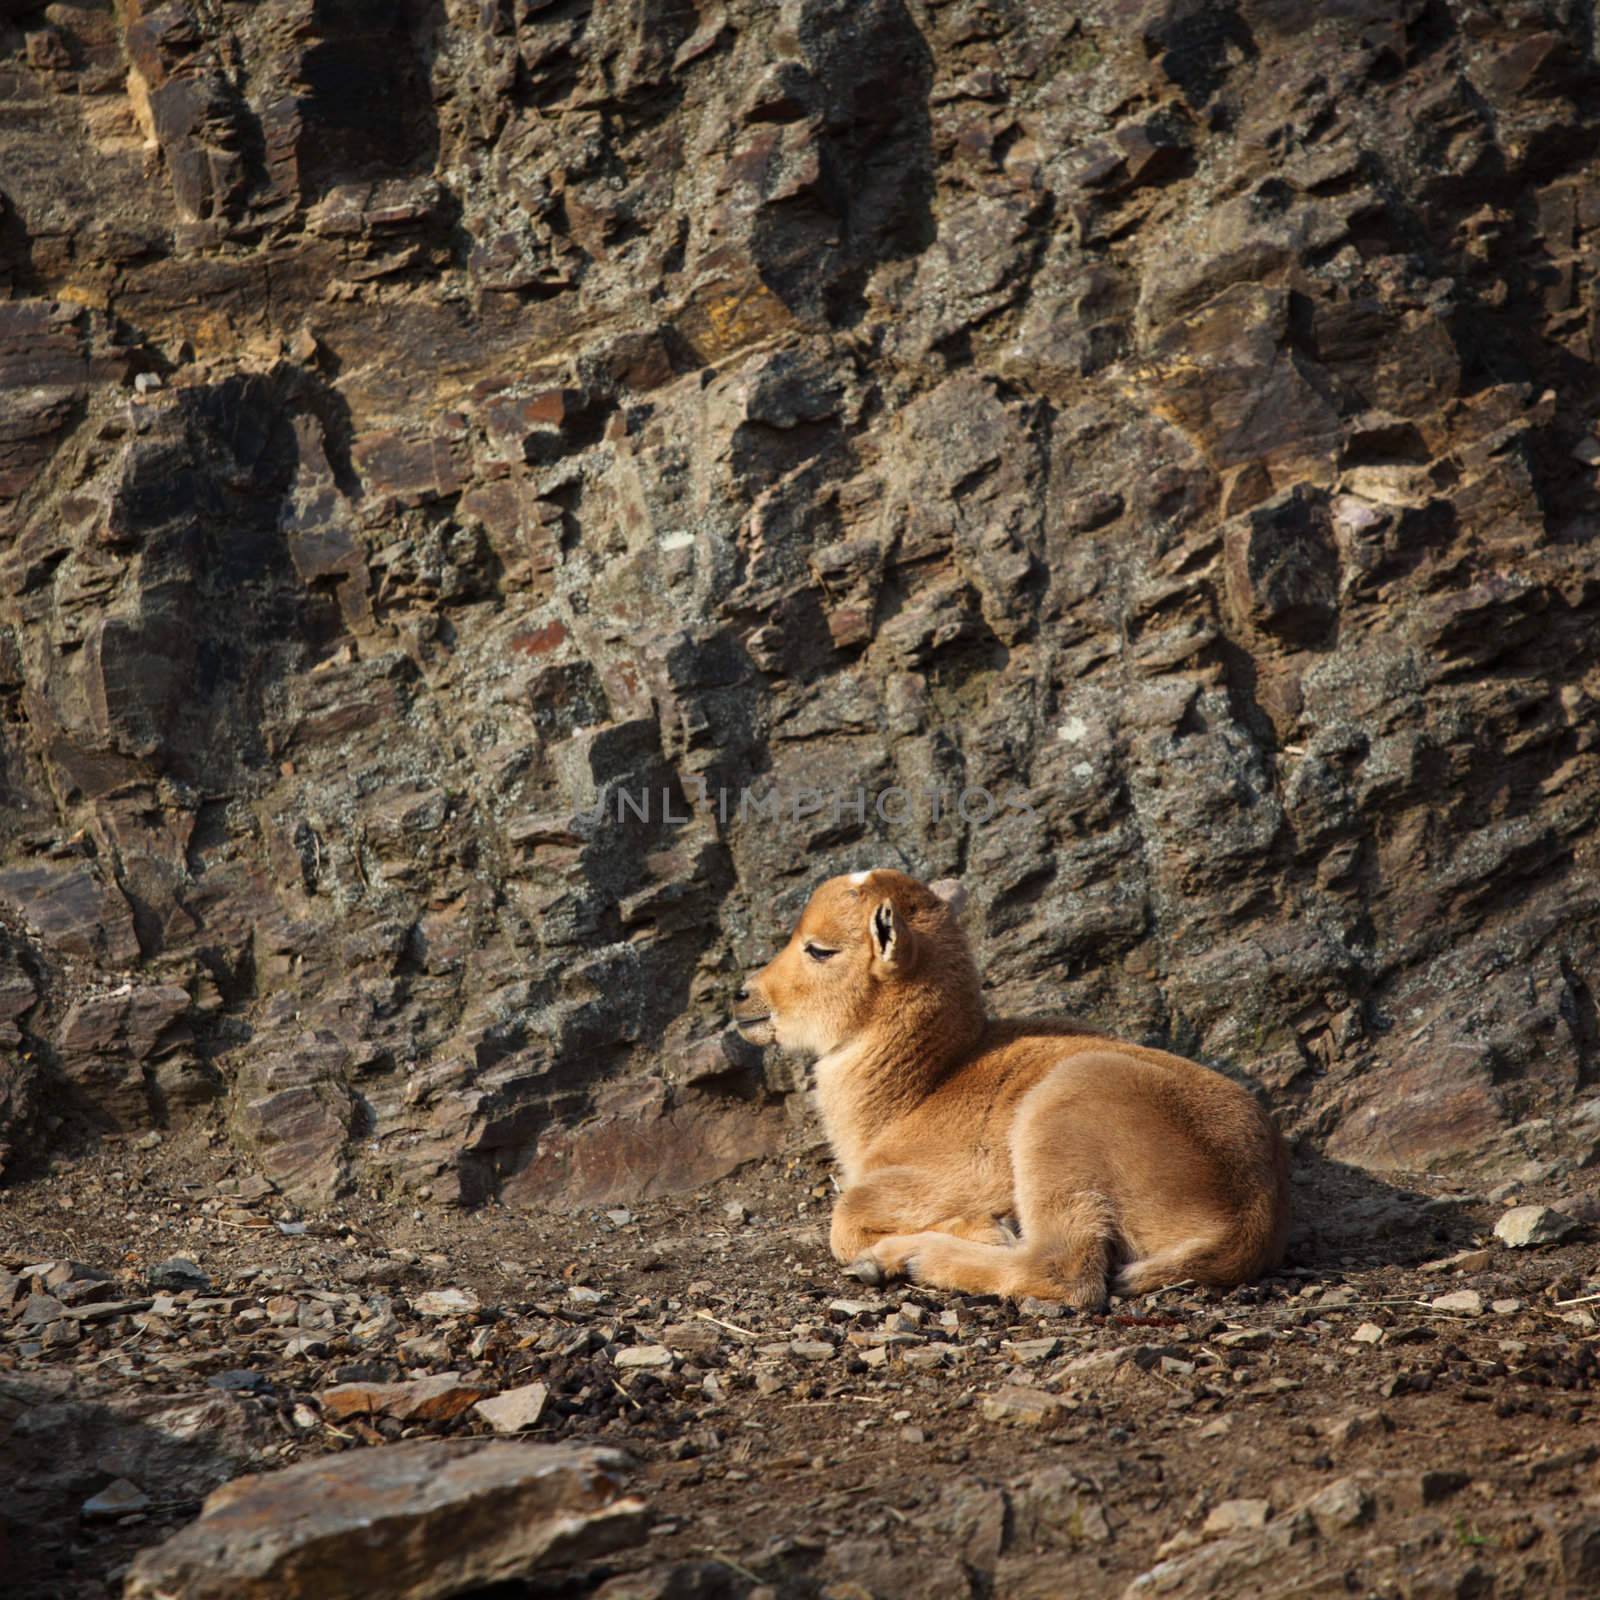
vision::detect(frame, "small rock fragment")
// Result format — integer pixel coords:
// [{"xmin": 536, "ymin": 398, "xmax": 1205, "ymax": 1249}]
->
[
  {"xmin": 659, "ymin": 1322, "xmax": 720, "ymax": 1359},
  {"xmin": 399, "ymin": 1334, "xmax": 452, "ymax": 1365},
  {"xmin": 980, "ymin": 1385, "xmax": 1066, "ymax": 1426},
  {"xmin": 1419, "ymin": 1248, "xmax": 1493, "ymax": 1274},
  {"xmin": 1215, "ymin": 1328, "xmax": 1273, "ymax": 1350},
  {"xmin": 317, "ymin": 1374, "xmax": 489, "ymax": 1423},
  {"xmin": 17, "ymin": 1293, "xmax": 65, "ymax": 1326},
  {"xmin": 70, "ymin": 1297, "xmax": 154, "ymax": 1322},
  {"xmin": 1323, "ymin": 1410, "xmax": 1392, "ymax": 1447},
  {"xmin": 474, "ymin": 1382, "xmax": 549, "ymax": 1434},
  {"xmin": 827, "ymin": 1299, "xmax": 883, "ymax": 1320},
  {"xmin": 1005, "ymin": 1336, "xmax": 1060, "ymax": 1362},
  {"xmin": 1430, "ymin": 1290, "xmax": 1483, "ymax": 1316},
  {"xmin": 44, "ymin": 1261, "xmax": 112, "ymax": 1291},
  {"xmin": 149, "ymin": 1258, "xmax": 210, "ymax": 1292},
  {"xmin": 414, "ymin": 1288, "xmax": 480, "ymax": 1318},
  {"xmin": 1064, "ymin": 1346, "xmax": 1134, "ymax": 1376},
  {"xmin": 208, "ymin": 1370, "xmax": 271, "ymax": 1395},
  {"xmin": 1385, "ymin": 1324, "xmax": 1435, "ymax": 1346},
  {"xmin": 1303, "ymin": 1477, "xmax": 1373, "ymax": 1533},
  {"xmin": 83, "ymin": 1478, "xmax": 151, "ymax": 1519},
  {"xmin": 614, "ymin": 1345, "xmax": 673, "ymax": 1370},
  {"xmin": 1017, "ymin": 1297, "xmax": 1065, "ymax": 1317},
  {"xmin": 1351, "ymin": 1322, "xmax": 1384, "ymax": 1344}
]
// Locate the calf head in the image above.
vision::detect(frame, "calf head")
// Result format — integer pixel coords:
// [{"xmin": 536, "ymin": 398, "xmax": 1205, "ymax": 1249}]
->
[{"xmin": 732, "ymin": 868, "xmax": 979, "ymax": 1057}]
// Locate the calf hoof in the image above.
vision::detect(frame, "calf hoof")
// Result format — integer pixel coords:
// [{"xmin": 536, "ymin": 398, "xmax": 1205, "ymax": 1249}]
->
[
  {"xmin": 844, "ymin": 1255, "xmax": 885, "ymax": 1287},
  {"xmin": 1062, "ymin": 1277, "xmax": 1110, "ymax": 1313}
]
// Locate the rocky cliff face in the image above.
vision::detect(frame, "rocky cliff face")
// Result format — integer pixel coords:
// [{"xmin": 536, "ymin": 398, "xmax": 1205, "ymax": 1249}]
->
[{"xmin": 3, "ymin": 0, "xmax": 1599, "ymax": 1208}]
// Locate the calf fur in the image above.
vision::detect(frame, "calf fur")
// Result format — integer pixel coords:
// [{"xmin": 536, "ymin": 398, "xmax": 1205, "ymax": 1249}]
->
[{"xmin": 732, "ymin": 869, "xmax": 1289, "ymax": 1306}]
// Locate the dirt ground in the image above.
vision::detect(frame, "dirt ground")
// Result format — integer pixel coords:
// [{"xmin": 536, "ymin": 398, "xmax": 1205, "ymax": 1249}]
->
[{"xmin": 3, "ymin": 1121, "xmax": 1599, "ymax": 1600}]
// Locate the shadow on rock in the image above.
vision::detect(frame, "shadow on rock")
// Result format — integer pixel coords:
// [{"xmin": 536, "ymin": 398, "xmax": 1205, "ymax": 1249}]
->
[{"xmin": 0, "ymin": 1369, "xmax": 278, "ymax": 1599}]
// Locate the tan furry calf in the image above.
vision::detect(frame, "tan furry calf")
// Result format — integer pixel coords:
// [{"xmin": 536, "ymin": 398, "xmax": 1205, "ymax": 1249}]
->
[{"xmin": 732, "ymin": 869, "xmax": 1289, "ymax": 1305}]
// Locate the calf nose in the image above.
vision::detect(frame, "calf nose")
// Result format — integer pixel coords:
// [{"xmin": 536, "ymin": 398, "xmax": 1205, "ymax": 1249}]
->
[{"xmin": 735, "ymin": 983, "xmax": 749, "ymax": 1002}]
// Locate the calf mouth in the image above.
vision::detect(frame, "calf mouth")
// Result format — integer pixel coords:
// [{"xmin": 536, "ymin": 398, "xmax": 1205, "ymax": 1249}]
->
[{"xmin": 733, "ymin": 1012, "xmax": 776, "ymax": 1046}]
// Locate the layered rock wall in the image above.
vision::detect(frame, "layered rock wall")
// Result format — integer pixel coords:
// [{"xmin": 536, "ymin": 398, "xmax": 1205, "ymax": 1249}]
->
[{"xmin": 3, "ymin": 0, "xmax": 1599, "ymax": 1204}]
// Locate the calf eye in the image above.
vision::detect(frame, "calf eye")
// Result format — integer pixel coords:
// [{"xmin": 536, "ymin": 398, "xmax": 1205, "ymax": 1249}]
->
[{"xmin": 803, "ymin": 942, "xmax": 836, "ymax": 963}]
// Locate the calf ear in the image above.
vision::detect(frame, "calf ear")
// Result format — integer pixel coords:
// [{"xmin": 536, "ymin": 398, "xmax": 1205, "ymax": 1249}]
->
[
  {"xmin": 928, "ymin": 878, "xmax": 967, "ymax": 915},
  {"xmin": 869, "ymin": 898, "xmax": 913, "ymax": 974}
]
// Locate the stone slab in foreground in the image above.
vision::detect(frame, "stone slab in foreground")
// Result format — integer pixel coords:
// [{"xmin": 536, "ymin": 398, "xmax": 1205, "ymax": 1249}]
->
[{"xmin": 123, "ymin": 1439, "xmax": 646, "ymax": 1600}]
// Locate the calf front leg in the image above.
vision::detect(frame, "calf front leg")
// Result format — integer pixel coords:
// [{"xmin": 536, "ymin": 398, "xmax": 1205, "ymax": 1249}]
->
[{"xmin": 829, "ymin": 1167, "xmax": 1002, "ymax": 1263}]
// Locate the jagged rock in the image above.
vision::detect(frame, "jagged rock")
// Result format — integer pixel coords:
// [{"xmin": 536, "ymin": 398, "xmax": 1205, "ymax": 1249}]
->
[
  {"xmin": 1223, "ymin": 487, "xmax": 1339, "ymax": 646},
  {"xmin": 16, "ymin": 1293, "xmax": 64, "ymax": 1327},
  {"xmin": 1419, "ymin": 1249, "xmax": 1494, "ymax": 1274},
  {"xmin": 1214, "ymin": 1328, "xmax": 1273, "ymax": 1350},
  {"xmin": 122, "ymin": 1441, "xmax": 646, "ymax": 1600},
  {"xmin": 148, "ymin": 1259, "xmax": 210, "ymax": 1293},
  {"xmin": 660, "ymin": 1321, "xmax": 722, "ymax": 1359},
  {"xmin": 1494, "ymin": 1205, "xmax": 1579, "ymax": 1248},
  {"xmin": 0, "ymin": 864, "xmax": 139, "ymax": 969},
  {"xmin": 3, "ymin": 0, "xmax": 1600, "ymax": 1202},
  {"xmin": 316, "ymin": 1374, "xmax": 489, "ymax": 1424},
  {"xmin": 1323, "ymin": 1410, "xmax": 1393, "ymax": 1448},
  {"xmin": 1202, "ymin": 1499, "xmax": 1272, "ymax": 1536},
  {"xmin": 1009, "ymin": 1468, "xmax": 1113, "ymax": 1547},
  {"xmin": 980, "ymin": 1385, "xmax": 1069, "ymax": 1427},
  {"xmin": 233, "ymin": 1037, "xmax": 356, "ymax": 1207},
  {"xmin": 1302, "ymin": 1477, "xmax": 1374, "ymax": 1535},
  {"xmin": 1125, "ymin": 1510, "xmax": 1316, "ymax": 1598}
]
